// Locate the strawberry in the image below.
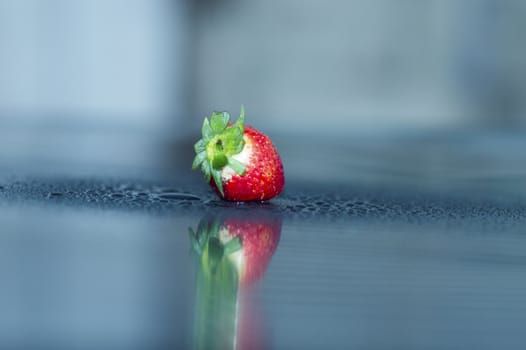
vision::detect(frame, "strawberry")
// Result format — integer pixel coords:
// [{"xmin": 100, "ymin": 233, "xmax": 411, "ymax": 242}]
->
[
  {"xmin": 189, "ymin": 213, "xmax": 282, "ymax": 349},
  {"xmin": 192, "ymin": 107, "xmax": 285, "ymax": 201}
]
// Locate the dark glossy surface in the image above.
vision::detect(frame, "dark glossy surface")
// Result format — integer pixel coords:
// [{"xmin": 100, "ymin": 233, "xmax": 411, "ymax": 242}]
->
[{"xmin": 1, "ymin": 130, "xmax": 526, "ymax": 349}]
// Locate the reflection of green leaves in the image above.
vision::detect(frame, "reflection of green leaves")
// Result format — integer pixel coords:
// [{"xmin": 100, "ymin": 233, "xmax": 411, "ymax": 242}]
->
[
  {"xmin": 224, "ymin": 237, "xmax": 242, "ymax": 255},
  {"xmin": 208, "ymin": 219, "xmax": 220, "ymax": 238},
  {"xmin": 188, "ymin": 217, "xmax": 243, "ymax": 261},
  {"xmin": 206, "ymin": 237, "xmax": 224, "ymax": 272},
  {"xmin": 195, "ymin": 244, "xmax": 238, "ymax": 350},
  {"xmin": 188, "ymin": 228, "xmax": 201, "ymax": 255}
]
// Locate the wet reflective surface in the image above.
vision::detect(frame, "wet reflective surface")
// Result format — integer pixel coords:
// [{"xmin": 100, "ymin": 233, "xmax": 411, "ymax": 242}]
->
[
  {"xmin": 189, "ymin": 212, "xmax": 281, "ymax": 350},
  {"xmin": 2, "ymin": 130, "xmax": 526, "ymax": 349}
]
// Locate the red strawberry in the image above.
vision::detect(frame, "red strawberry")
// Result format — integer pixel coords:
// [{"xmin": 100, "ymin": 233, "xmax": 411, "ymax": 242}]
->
[{"xmin": 192, "ymin": 107, "xmax": 285, "ymax": 201}]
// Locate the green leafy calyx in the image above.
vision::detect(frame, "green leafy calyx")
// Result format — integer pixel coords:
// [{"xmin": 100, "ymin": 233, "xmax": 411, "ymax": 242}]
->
[{"xmin": 192, "ymin": 107, "xmax": 247, "ymax": 196}]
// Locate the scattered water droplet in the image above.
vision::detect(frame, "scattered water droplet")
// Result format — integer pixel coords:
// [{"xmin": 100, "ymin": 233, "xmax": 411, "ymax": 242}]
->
[
  {"xmin": 47, "ymin": 192, "xmax": 63, "ymax": 198},
  {"xmin": 160, "ymin": 188, "xmax": 179, "ymax": 193},
  {"xmin": 117, "ymin": 184, "xmax": 136, "ymax": 191},
  {"xmin": 110, "ymin": 193, "xmax": 124, "ymax": 198},
  {"xmin": 158, "ymin": 192, "xmax": 201, "ymax": 201}
]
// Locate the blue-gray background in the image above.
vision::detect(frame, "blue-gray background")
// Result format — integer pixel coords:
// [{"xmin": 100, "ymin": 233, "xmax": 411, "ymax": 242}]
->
[
  {"xmin": 2, "ymin": 0, "xmax": 526, "ymax": 134},
  {"xmin": 2, "ymin": 0, "xmax": 526, "ymax": 180}
]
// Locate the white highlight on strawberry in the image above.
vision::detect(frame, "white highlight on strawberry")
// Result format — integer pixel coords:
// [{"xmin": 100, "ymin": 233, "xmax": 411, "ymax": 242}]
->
[{"xmin": 221, "ymin": 135, "xmax": 253, "ymax": 181}]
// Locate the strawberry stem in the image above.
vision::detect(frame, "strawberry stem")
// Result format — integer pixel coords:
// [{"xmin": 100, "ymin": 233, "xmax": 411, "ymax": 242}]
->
[{"xmin": 192, "ymin": 107, "xmax": 248, "ymax": 197}]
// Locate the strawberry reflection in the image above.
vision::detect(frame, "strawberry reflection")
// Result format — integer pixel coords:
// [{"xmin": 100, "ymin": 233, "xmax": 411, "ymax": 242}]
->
[{"xmin": 189, "ymin": 211, "xmax": 282, "ymax": 350}]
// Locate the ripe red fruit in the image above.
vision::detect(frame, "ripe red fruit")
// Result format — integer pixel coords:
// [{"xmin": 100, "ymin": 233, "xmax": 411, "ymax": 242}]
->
[{"xmin": 192, "ymin": 107, "xmax": 285, "ymax": 201}]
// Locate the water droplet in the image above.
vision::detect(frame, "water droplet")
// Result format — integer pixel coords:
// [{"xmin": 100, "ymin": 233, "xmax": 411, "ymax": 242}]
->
[
  {"xmin": 117, "ymin": 184, "xmax": 136, "ymax": 191},
  {"xmin": 158, "ymin": 192, "xmax": 201, "ymax": 201},
  {"xmin": 155, "ymin": 187, "xmax": 179, "ymax": 194}
]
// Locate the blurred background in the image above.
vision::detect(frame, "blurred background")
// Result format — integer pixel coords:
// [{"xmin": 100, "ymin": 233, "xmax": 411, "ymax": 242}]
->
[{"xmin": 1, "ymin": 0, "xmax": 526, "ymax": 181}]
